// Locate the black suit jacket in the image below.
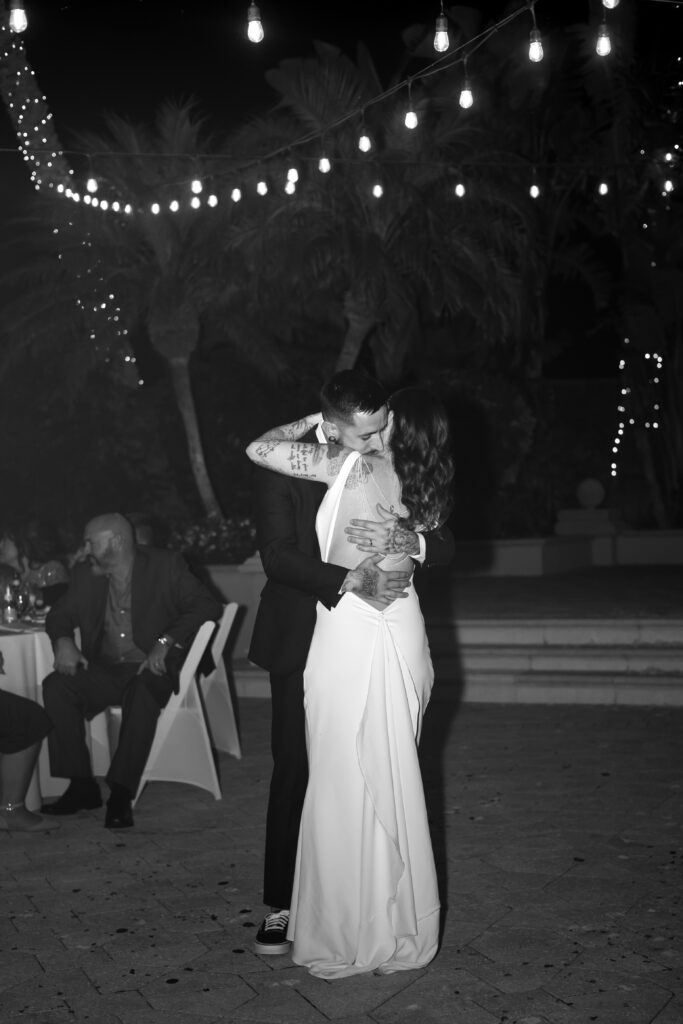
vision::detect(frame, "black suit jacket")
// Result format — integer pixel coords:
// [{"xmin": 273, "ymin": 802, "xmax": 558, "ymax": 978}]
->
[
  {"xmin": 248, "ymin": 430, "xmax": 455, "ymax": 675},
  {"xmin": 46, "ymin": 547, "xmax": 222, "ymax": 663}
]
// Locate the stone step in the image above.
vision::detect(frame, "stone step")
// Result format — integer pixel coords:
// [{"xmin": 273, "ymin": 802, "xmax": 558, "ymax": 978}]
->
[
  {"xmin": 231, "ymin": 653, "xmax": 683, "ymax": 706},
  {"xmin": 426, "ymin": 618, "xmax": 683, "ymax": 648},
  {"xmin": 453, "ymin": 644, "xmax": 683, "ymax": 674},
  {"xmin": 449, "ymin": 671, "xmax": 683, "ymax": 706}
]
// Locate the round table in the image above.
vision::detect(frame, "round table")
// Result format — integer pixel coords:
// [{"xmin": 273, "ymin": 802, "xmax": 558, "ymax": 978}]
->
[{"xmin": 0, "ymin": 624, "xmax": 112, "ymax": 809}]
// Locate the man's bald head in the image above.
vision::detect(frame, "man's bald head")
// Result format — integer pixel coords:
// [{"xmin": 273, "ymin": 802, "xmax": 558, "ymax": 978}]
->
[
  {"xmin": 86, "ymin": 514, "xmax": 134, "ymax": 544},
  {"xmin": 83, "ymin": 513, "xmax": 135, "ymax": 575}
]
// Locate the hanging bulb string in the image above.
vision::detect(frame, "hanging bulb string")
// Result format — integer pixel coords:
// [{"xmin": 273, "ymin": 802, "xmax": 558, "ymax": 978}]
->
[
  {"xmin": 2, "ymin": 0, "xmax": 637, "ymax": 202},
  {"xmin": 0, "ymin": 0, "xmax": 539, "ymax": 196}
]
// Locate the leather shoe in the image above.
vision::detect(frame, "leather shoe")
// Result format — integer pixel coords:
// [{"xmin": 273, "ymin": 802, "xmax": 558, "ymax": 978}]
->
[
  {"xmin": 104, "ymin": 798, "xmax": 133, "ymax": 829},
  {"xmin": 41, "ymin": 784, "xmax": 102, "ymax": 816}
]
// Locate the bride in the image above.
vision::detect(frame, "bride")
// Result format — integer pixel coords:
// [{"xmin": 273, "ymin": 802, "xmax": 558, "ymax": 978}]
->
[{"xmin": 246, "ymin": 386, "xmax": 454, "ymax": 978}]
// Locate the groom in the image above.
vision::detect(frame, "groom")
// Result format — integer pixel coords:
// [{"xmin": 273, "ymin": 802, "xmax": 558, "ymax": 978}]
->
[{"xmin": 248, "ymin": 370, "xmax": 454, "ymax": 954}]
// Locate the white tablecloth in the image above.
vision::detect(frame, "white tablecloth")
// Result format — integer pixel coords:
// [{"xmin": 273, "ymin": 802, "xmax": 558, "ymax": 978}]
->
[{"xmin": 0, "ymin": 625, "xmax": 112, "ymax": 809}]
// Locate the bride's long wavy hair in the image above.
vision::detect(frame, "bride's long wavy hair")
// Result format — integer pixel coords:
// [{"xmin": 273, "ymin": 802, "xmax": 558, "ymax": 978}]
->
[{"xmin": 389, "ymin": 387, "xmax": 454, "ymax": 531}]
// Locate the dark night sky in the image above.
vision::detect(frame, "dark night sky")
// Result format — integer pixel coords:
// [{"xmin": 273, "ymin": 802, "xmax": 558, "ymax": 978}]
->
[
  {"xmin": 1, "ymin": 0, "xmax": 678, "ymax": 206},
  {"xmin": 0, "ymin": 0, "xmax": 680, "ymax": 381}
]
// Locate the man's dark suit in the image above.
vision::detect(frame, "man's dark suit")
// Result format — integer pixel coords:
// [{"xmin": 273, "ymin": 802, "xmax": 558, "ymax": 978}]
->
[
  {"xmin": 43, "ymin": 547, "xmax": 221, "ymax": 796},
  {"xmin": 249, "ymin": 432, "xmax": 455, "ymax": 910}
]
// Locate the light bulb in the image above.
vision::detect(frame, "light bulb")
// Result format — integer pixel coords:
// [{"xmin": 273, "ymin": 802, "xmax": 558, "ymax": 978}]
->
[
  {"xmin": 359, "ymin": 133, "xmax": 372, "ymax": 153},
  {"xmin": 9, "ymin": 0, "xmax": 28, "ymax": 33},
  {"xmin": 319, "ymin": 156, "xmax": 331, "ymax": 173},
  {"xmin": 664, "ymin": 179, "xmax": 674, "ymax": 192},
  {"xmin": 530, "ymin": 183, "xmax": 540, "ymax": 198},
  {"xmin": 459, "ymin": 80, "xmax": 473, "ymax": 109},
  {"xmin": 434, "ymin": 15, "xmax": 449, "ymax": 53},
  {"xmin": 287, "ymin": 167, "xmax": 299, "ymax": 183},
  {"xmin": 454, "ymin": 183, "xmax": 466, "ymax": 197},
  {"xmin": 86, "ymin": 177, "xmax": 98, "ymax": 193},
  {"xmin": 528, "ymin": 28, "xmax": 543, "ymax": 62},
  {"xmin": 256, "ymin": 180, "xmax": 268, "ymax": 195},
  {"xmin": 231, "ymin": 188, "xmax": 242, "ymax": 202},
  {"xmin": 208, "ymin": 194, "xmax": 218, "ymax": 206},
  {"xmin": 602, "ymin": 0, "xmax": 619, "ymax": 8},
  {"xmin": 405, "ymin": 109, "xmax": 418, "ymax": 129},
  {"xmin": 596, "ymin": 24, "xmax": 611, "ymax": 56},
  {"xmin": 191, "ymin": 179, "xmax": 203, "ymax": 194},
  {"xmin": 247, "ymin": 3, "xmax": 264, "ymax": 43},
  {"xmin": 372, "ymin": 184, "xmax": 383, "ymax": 198},
  {"xmin": 285, "ymin": 181, "xmax": 296, "ymax": 195},
  {"xmin": 598, "ymin": 181, "xmax": 609, "ymax": 195},
  {"xmin": 191, "ymin": 196, "xmax": 201, "ymax": 209},
  {"xmin": 169, "ymin": 200, "xmax": 179, "ymax": 212},
  {"xmin": 151, "ymin": 203, "xmax": 160, "ymax": 215}
]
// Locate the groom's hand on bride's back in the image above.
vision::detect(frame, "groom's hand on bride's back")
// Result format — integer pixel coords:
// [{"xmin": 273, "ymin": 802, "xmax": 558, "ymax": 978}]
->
[{"xmin": 340, "ymin": 554, "xmax": 410, "ymax": 606}]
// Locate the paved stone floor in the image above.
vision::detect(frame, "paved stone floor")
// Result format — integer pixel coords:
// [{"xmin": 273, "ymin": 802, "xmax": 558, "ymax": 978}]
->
[{"xmin": 2, "ymin": 698, "xmax": 682, "ymax": 1024}]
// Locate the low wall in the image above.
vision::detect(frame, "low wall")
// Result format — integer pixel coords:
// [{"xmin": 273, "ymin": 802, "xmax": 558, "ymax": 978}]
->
[{"xmin": 207, "ymin": 529, "xmax": 683, "ymax": 653}]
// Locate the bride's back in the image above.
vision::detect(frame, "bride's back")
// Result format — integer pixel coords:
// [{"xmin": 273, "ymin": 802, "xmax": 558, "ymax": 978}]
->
[{"xmin": 324, "ymin": 453, "xmax": 414, "ymax": 574}]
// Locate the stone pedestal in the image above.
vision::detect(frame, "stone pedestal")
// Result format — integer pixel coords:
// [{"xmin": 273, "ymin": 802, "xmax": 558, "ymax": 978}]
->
[{"xmin": 554, "ymin": 508, "xmax": 621, "ymax": 536}]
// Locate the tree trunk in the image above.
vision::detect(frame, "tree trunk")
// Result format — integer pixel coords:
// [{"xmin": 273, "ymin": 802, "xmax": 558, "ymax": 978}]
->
[
  {"xmin": 334, "ymin": 296, "xmax": 376, "ymax": 372},
  {"xmin": 633, "ymin": 427, "xmax": 670, "ymax": 529},
  {"xmin": 168, "ymin": 355, "xmax": 223, "ymax": 517},
  {"xmin": 334, "ymin": 317, "xmax": 376, "ymax": 372}
]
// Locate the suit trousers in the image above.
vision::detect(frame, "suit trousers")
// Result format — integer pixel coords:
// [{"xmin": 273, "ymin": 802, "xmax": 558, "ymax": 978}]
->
[
  {"xmin": 263, "ymin": 669, "xmax": 309, "ymax": 909},
  {"xmin": 42, "ymin": 662, "xmax": 174, "ymax": 796}
]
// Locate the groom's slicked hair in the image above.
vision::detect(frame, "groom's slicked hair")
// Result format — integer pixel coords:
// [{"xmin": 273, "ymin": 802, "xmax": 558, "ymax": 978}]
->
[{"xmin": 320, "ymin": 370, "xmax": 387, "ymax": 424}]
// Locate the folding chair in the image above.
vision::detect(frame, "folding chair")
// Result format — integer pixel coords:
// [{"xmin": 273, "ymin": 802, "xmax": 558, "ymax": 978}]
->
[
  {"xmin": 104, "ymin": 620, "xmax": 221, "ymax": 807},
  {"xmin": 198, "ymin": 601, "xmax": 242, "ymax": 759}
]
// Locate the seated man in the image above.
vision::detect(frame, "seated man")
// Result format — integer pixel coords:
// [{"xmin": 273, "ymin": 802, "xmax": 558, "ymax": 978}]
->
[{"xmin": 41, "ymin": 513, "xmax": 221, "ymax": 829}]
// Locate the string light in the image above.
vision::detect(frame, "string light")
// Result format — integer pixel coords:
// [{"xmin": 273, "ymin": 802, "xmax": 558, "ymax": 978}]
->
[
  {"xmin": 433, "ymin": 2, "xmax": 449, "ymax": 53},
  {"xmin": 372, "ymin": 183, "xmax": 383, "ymax": 198},
  {"xmin": 318, "ymin": 155, "xmax": 332, "ymax": 173},
  {"xmin": 358, "ymin": 112, "xmax": 372, "ymax": 152},
  {"xmin": 8, "ymin": 0, "xmax": 27, "ymax": 33},
  {"xmin": 256, "ymin": 179, "xmax": 268, "ymax": 195},
  {"xmin": 454, "ymin": 182, "xmax": 466, "ymax": 197},
  {"xmin": 247, "ymin": 3, "xmax": 264, "ymax": 43},
  {"xmin": 459, "ymin": 68, "xmax": 474, "ymax": 109},
  {"xmin": 191, "ymin": 178, "xmax": 203, "ymax": 194},
  {"xmin": 529, "ymin": 28, "xmax": 543, "ymax": 62},
  {"xmin": 404, "ymin": 80, "xmax": 418, "ymax": 130},
  {"xmin": 598, "ymin": 180, "xmax": 609, "ymax": 195},
  {"xmin": 602, "ymin": 0, "xmax": 619, "ymax": 8},
  {"xmin": 528, "ymin": 2, "xmax": 543, "ymax": 62},
  {"xmin": 596, "ymin": 17, "xmax": 611, "ymax": 56}
]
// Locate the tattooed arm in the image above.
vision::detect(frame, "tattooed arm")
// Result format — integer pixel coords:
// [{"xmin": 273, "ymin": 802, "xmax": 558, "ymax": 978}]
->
[
  {"xmin": 246, "ymin": 414, "xmax": 350, "ymax": 484},
  {"xmin": 344, "ymin": 502, "xmax": 421, "ymax": 557}
]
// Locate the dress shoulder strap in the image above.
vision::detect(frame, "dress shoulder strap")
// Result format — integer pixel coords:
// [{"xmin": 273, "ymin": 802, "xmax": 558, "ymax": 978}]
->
[{"xmin": 316, "ymin": 451, "xmax": 361, "ymax": 563}]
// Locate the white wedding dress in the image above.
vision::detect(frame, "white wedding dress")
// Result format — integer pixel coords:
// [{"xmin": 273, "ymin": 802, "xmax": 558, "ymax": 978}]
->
[{"xmin": 288, "ymin": 451, "xmax": 440, "ymax": 978}]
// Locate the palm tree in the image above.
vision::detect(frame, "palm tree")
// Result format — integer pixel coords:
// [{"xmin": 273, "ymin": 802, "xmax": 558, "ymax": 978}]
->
[
  {"xmin": 221, "ymin": 40, "xmax": 541, "ymax": 383},
  {"xmin": 0, "ymin": 102, "xmax": 284, "ymax": 516}
]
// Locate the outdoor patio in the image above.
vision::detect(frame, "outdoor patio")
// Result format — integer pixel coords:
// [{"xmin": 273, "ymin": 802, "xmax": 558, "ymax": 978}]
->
[{"xmin": 2, "ymin": 695, "xmax": 682, "ymax": 1024}]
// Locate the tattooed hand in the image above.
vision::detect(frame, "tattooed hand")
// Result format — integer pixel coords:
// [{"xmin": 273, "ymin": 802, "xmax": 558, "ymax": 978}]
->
[
  {"xmin": 340, "ymin": 554, "xmax": 411, "ymax": 606},
  {"xmin": 344, "ymin": 503, "xmax": 420, "ymax": 556}
]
